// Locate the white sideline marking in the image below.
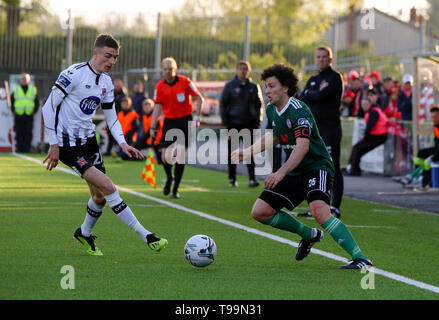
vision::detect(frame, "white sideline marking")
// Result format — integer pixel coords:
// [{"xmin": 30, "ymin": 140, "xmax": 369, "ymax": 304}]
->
[{"xmin": 14, "ymin": 153, "xmax": 439, "ymax": 295}]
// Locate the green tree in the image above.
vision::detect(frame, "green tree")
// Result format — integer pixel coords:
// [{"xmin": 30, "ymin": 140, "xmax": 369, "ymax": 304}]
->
[
  {"xmin": 427, "ymin": 0, "xmax": 439, "ymax": 38},
  {"xmin": 2, "ymin": 0, "xmax": 21, "ymax": 35}
]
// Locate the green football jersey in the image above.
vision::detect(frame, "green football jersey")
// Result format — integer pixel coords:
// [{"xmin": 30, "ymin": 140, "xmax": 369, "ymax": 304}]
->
[{"xmin": 266, "ymin": 97, "xmax": 335, "ymax": 177}]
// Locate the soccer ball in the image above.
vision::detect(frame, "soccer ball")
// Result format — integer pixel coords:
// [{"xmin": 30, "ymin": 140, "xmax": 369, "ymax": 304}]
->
[{"xmin": 184, "ymin": 234, "xmax": 217, "ymax": 267}]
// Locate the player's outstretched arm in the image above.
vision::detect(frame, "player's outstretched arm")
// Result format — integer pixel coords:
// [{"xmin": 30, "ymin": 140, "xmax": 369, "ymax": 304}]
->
[
  {"xmin": 231, "ymin": 131, "xmax": 277, "ymax": 163},
  {"xmin": 42, "ymin": 88, "xmax": 64, "ymax": 171},
  {"xmin": 264, "ymin": 137, "xmax": 309, "ymax": 190}
]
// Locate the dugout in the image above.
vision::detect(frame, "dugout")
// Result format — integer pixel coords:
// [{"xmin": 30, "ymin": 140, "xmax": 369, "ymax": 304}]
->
[{"xmin": 412, "ymin": 53, "xmax": 439, "ymax": 157}]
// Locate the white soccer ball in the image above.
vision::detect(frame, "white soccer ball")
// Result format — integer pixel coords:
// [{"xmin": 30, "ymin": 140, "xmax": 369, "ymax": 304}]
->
[{"xmin": 184, "ymin": 234, "xmax": 217, "ymax": 267}]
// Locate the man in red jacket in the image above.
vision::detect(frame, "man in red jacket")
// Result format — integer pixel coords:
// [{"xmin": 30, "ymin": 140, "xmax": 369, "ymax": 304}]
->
[{"xmin": 346, "ymin": 90, "xmax": 388, "ymax": 176}]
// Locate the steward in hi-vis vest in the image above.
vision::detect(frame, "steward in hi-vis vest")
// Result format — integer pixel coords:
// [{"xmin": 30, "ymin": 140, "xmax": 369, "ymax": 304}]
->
[{"xmin": 11, "ymin": 73, "xmax": 39, "ymax": 152}]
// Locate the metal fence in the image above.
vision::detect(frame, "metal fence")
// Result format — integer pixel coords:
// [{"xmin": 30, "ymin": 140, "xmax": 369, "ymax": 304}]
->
[{"xmin": 1, "ymin": 6, "xmax": 438, "ymax": 98}]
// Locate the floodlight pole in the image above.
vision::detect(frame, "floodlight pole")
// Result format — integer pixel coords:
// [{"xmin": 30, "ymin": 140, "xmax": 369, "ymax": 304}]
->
[
  {"xmin": 243, "ymin": 16, "xmax": 250, "ymax": 61},
  {"xmin": 154, "ymin": 13, "xmax": 162, "ymax": 72},
  {"xmin": 65, "ymin": 9, "xmax": 73, "ymax": 69}
]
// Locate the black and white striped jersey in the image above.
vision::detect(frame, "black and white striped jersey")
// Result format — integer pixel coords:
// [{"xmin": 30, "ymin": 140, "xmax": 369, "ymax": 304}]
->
[{"xmin": 49, "ymin": 62, "xmax": 115, "ymax": 147}]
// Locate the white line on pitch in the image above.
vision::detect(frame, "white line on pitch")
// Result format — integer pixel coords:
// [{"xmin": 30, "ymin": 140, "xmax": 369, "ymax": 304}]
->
[{"xmin": 14, "ymin": 153, "xmax": 439, "ymax": 295}]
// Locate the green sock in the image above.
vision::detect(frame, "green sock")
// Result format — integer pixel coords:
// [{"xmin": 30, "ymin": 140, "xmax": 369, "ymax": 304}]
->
[
  {"xmin": 323, "ymin": 216, "xmax": 367, "ymax": 260},
  {"xmin": 411, "ymin": 166, "xmax": 423, "ymax": 179},
  {"xmin": 265, "ymin": 210, "xmax": 313, "ymax": 240}
]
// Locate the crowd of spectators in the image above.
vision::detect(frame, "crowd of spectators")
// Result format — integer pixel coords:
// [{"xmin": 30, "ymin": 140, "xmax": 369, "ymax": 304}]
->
[{"xmin": 339, "ymin": 68, "xmax": 416, "ymax": 121}]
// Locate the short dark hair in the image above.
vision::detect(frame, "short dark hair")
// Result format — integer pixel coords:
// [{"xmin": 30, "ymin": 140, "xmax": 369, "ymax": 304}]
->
[
  {"xmin": 261, "ymin": 64, "xmax": 299, "ymax": 97},
  {"xmin": 94, "ymin": 34, "xmax": 120, "ymax": 50}
]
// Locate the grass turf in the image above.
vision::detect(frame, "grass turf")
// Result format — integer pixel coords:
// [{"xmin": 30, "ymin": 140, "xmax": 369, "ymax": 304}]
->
[{"xmin": 1, "ymin": 153, "xmax": 439, "ymax": 300}]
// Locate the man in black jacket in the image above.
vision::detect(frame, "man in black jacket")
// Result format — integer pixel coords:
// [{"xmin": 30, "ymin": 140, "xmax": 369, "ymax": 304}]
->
[
  {"xmin": 220, "ymin": 61, "xmax": 264, "ymax": 187},
  {"xmin": 299, "ymin": 46, "xmax": 343, "ymax": 218}
]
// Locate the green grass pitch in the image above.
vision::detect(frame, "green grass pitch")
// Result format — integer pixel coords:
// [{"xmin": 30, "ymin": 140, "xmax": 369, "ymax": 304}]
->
[{"xmin": 1, "ymin": 153, "xmax": 439, "ymax": 300}]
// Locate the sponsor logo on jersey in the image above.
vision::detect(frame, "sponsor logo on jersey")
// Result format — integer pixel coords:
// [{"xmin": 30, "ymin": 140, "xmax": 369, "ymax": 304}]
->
[
  {"xmin": 286, "ymin": 119, "xmax": 292, "ymax": 128},
  {"xmin": 77, "ymin": 157, "xmax": 88, "ymax": 167},
  {"xmin": 57, "ymin": 74, "xmax": 71, "ymax": 88},
  {"xmin": 102, "ymin": 87, "xmax": 106, "ymax": 95},
  {"xmin": 280, "ymin": 134, "xmax": 289, "ymax": 143},
  {"xmin": 176, "ymin": 93, "xmax": 185, "ymax": 103},
  {"xmin": 298, "ymin": 118, "xmax": 310, "ymax": 127},
  {"xmin": 79, "ymin": 96, "xmax": 101, "ymax": 115}
]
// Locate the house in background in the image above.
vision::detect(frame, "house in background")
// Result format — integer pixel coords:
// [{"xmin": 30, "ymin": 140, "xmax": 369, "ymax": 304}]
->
[{"xmin": 326, "ymin": 6, "xmax": 439, "ymax": 59}]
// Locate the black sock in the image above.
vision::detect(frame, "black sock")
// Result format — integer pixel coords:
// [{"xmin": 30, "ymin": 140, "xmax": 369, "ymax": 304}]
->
[
  {"xmin": 173, "ymin": 164, "xmax": 185, "ymax": 193},
  {"xmin": 163, "ymin": 163, "xmax": 173, "ymax": 181}
]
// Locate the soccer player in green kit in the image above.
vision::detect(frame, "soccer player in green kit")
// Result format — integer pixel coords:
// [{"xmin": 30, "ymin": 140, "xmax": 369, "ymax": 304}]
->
[{"xmin": 232, "ymin": 64, "xmax": 372, "ymax": 269}]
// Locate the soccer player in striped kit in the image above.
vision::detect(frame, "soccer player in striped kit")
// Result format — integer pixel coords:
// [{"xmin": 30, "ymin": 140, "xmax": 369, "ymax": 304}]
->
[
  {"xmin": 232, "ymin": 64, "xmax": 372, "ymax": 269},
  {"xmin": 41, "ymin": 34, "xmax": 168, "ymax": 256}
]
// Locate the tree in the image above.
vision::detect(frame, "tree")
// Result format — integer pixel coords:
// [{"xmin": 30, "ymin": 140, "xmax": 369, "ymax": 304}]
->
[
  {"xmin": 166, "ymin": 0, "xmax": 351, "ymax": 46},
  {"xmin": 426, "ymin": 0, "xmax": 439, "ymax": 38},
  {"xmin": 2, "ymin": 0, "xmax": 21, "ymax": 35}
]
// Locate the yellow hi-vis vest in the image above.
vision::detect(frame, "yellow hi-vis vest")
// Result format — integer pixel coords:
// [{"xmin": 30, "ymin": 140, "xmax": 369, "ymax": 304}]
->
[{"xmin": 13, "ymin": 85, "xmax": 37, "ymax": 116}]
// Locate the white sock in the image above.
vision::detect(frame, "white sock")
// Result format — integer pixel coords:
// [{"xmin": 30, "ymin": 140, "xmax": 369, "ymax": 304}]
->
[
  {"xmin": 104, "ymin": 191, "xmax": 151, "ymax": 243},
  {"xmin": 81, "ymin": 197, "xmax": 105, "ymax": 237}
]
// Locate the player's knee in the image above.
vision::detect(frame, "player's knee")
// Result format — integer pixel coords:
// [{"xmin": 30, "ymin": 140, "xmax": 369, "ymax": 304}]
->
[
  {"xmin": 251, "ymin": 206, "xmax": 269, "ymax": 223},
  {"xmin": 309, "ymin": 200, "xmax": 331, "ymax": 224},
  {"xmin": 100, "ymin": 178, "xmax": 116, "ymax": 195}
]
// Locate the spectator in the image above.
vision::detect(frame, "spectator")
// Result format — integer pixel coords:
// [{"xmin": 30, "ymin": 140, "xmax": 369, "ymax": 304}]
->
[
  {"xmin": 357, "ymin": 78, "xmax": 372, "ymax": 118},
  {"xmin": 351, "ymin": 76, "xmax": 363, "ymax": 117},
  {"xmin": 397, "ymin": 74, "xmax": 413, "ymax": 121},
  {"xmin": 220, "ymin": 60, "xmax": 264, "ymax": 188},
  {"xmin": 380, "ymin": 76, "xmax": 394, "ymax": 111},
  {"xmin": 340, "ymin": 89, "xmax": 355, "ymax": 118},
  {"xmin": 383, "ymin": 86, "xmax": 401, "ymax": 120},
  {"xmin": 105, "ymin": 78, "xmax": 127, "ymax": 155},
  {"xmin": 116, "ymin": 96, "xmax": 139, "ymax": 158},
  {"xmin": 418, "ymin": 69, "xmax": 435, "ymax": 123},
  {"xmin": 131, "ymin": 79, "xmax": 147, "ymax": 116},
  {"xmin": 133, "ymin": 98, "xmax": 164, "ymax": 164},
  {"xmin": 345, "ymin": 94, "xmax": 388, "ymax": 176},
  {"xmin": 114, "ymin": 78, "xmax": 127, "ymax": 114},
  {"xmin": 11, "ymin": 73, "xmax": 39, "ymax": 152},
  {"xmin": 347, "ymin": 69, "xmax": 359, "ymax": 89},
  {"xmin": 370, "ymin": 71, "xmax": 383, "ymax": 96}
]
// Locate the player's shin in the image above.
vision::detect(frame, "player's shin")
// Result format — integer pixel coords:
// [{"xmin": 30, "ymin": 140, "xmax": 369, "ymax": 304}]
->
[
  {"xmin": 265, "ymin": 210, "xmax": 313, "ymax": 240},
  {"xmin": 81, "ymin": 197, "xmax": 105, "ymax": 237},
  {"xmin": 105, "ymin": 190, "xmax": 151, "ymax": 243},
  {"xmin": 322, "ymin": 216, "xmax": 367, "ymax": 260}
]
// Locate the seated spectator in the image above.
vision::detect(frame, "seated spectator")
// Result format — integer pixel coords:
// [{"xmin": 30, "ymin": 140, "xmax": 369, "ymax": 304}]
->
[
  {"xmin": 345, "ymin": 95, "xmax": 388, "ymax": 176},
  {"xmin": 397, "ymin": 74, "xmax": 413, "ymax": 121},
  {"xmin": 394, "ymin": 105, "xmax": 439, "ymax": 188},
  {"xmin": 340, "ymin": 89, "xmax": 355, "ymax": 117},
  {"xmin": 116, "ymin": 96, "xmax": 139, "ymax": 159},
  {"xmin": 133, "ymin": 99, "xmax": 164, "ymax": 164}
]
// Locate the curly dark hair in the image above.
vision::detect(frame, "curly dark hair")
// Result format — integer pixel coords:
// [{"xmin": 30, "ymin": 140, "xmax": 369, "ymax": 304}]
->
[{"xmin": 261, "ymin": 64, "xmax": 299, "ymax": 97}]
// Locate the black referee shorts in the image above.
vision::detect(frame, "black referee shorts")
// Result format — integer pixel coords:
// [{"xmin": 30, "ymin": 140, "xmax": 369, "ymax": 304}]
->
[
  {"xmin": 259, "ymin": 170, "xmax": 333, "ymax": 212},
  {"xmin": 161, "ymin": 114, "xmax": 193, "ymax": 148},
  {"xmin": 59, "ymin": 136, "xmax": 106, "ymax": 177}
]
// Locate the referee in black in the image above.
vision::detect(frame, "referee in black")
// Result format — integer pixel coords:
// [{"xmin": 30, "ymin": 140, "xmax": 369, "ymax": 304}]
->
[{"xmin": 298, "ymin": 46, "xmax": 343, "ymax": 218}]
